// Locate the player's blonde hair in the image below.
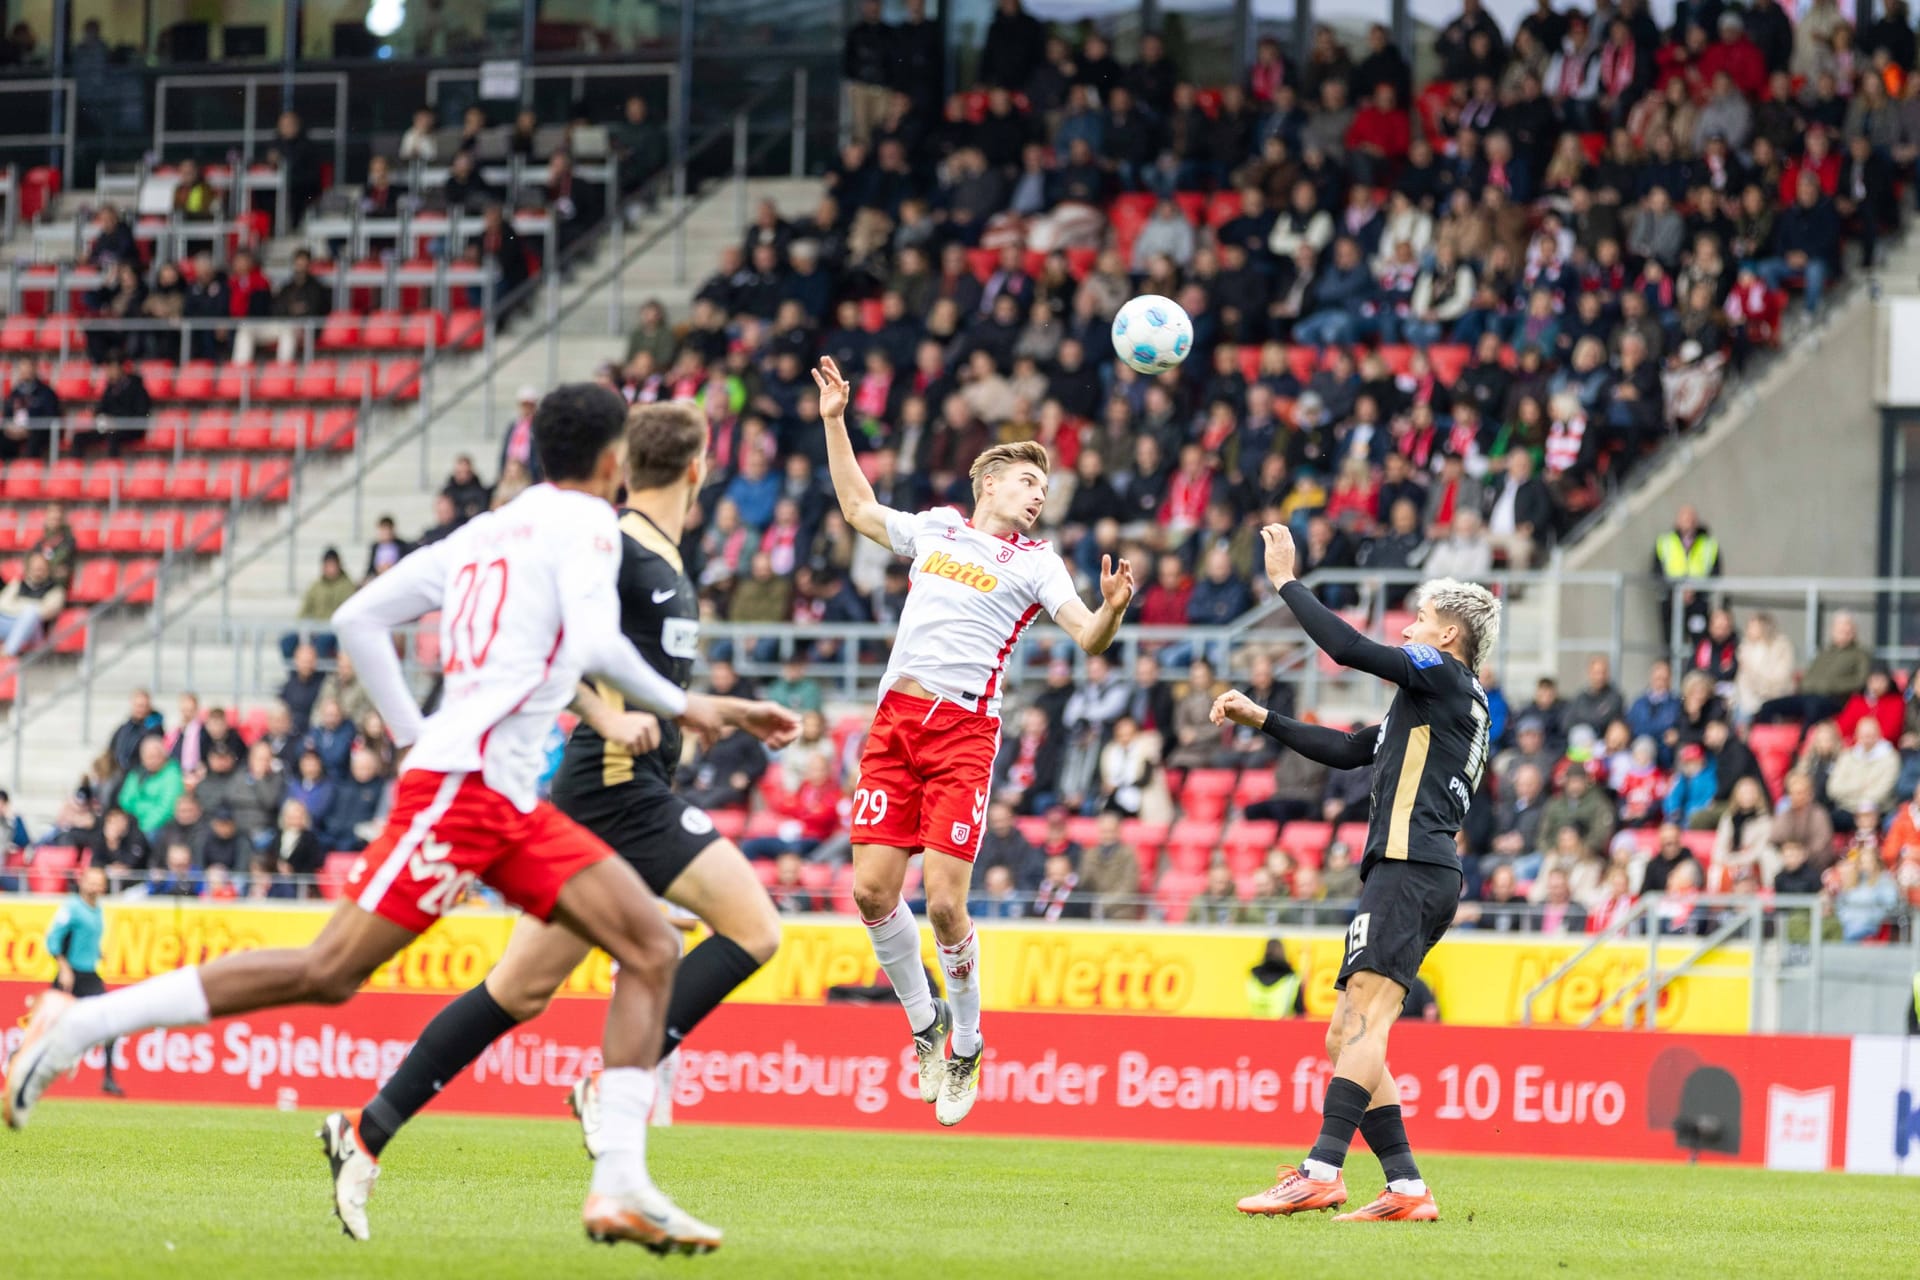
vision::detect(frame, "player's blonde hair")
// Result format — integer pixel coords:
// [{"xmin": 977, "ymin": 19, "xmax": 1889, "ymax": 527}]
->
[
  {"xmin": 1419, "ymin": 578, "xmax": 1502, "ymax": 672},
  {"xmin": 969, "ymin": 440, "xmax": 1051, "ymax": 500}
]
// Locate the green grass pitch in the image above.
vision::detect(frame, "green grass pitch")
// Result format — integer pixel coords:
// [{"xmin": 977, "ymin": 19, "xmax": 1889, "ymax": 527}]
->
[{"xmin": 0, "ymin": 1101, "xmax": 1909, "ymax": 1278}]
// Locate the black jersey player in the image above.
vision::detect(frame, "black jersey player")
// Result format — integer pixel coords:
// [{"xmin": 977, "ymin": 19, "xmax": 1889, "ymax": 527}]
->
[
  {"xmin": 1217, "ymin": 524, "xmax": 1497, "ymax": 1224},
  {"xmin": 320, "ymin": 401, "xmax": 801, "ymax": 1242}
]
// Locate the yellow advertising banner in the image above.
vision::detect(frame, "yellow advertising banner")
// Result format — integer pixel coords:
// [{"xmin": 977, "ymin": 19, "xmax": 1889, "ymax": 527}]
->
[{"xmin": 0, "ymin": 900, "xmax": 1752, "ymax": 1032}]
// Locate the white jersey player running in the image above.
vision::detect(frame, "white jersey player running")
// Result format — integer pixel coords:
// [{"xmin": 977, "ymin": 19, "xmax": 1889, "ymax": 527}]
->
[
  {"xmin": 4, "ymin": 385, "xmax": 730, "ymax": 1255},
  {"xmin": 814, "ymin": 356, "xmax": 1135, "ymax": 1125}
]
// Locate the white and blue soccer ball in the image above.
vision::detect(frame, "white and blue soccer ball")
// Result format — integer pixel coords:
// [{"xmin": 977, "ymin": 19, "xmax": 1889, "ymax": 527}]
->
[{"xmin": 1111, "ymin": 294, "xmax": 1194, "ymax": 375}]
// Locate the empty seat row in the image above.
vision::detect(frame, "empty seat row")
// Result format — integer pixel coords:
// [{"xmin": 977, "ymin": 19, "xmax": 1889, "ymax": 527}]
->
[
  {"xmin": 0, "ymin": 459, "xmax": 287, "ymax": 507},
  {"xmin": 0, "ymin": 359, "xmax": 419, "ymax": 404}
]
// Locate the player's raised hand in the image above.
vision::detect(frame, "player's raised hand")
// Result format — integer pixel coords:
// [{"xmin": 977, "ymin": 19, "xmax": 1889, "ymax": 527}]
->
[
  {"xmin": 731, "ymin": 699, "xmax": 804, "ymax": 749},
  {"xmin": 1210, "ymin": 689, "xmax": 1265, "ymax": 729},
  {"xmin": 602, "ymin": 711, "xmax": 661, "ymax": 756},
  {"xmin": 1259, "ymin": 523, "xmax": 1297, "ymax": 589},
  {"xmin": 811, "ymin": 356, "xmax": 850, "ymax": 421},
  {"xmin": 1100, "ymin": 554, "xmax": 1136, "ymax": 610}
]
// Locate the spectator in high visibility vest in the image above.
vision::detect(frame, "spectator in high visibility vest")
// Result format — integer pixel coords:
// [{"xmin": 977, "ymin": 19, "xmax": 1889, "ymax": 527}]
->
[
  {"xmin": 1245, "ymin": 937, "xmax": 1306, "ymax": 1018},
  {"xmin": 1653, "ymin": 505, "xmax": 1721, "ymax": 645}
]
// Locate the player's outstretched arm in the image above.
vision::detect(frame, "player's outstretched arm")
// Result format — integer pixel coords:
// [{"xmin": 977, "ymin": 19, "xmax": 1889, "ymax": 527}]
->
[
  {"xmin": 813, "ymin": 356, "xmax": 899, "ymax": 547},
  {"xmin": 1260, "ymin": 524, "xmax": 1417, "ymax": 686},
  {"xmin": 331, "ymin": 539, "xmax": 455, "ymax": 747},
  {"xmin": 703, "ymin": 696, "xmax": 804, "ymax": 749},
  {"xmin": 1053, "ymin": 554, "xmax": 1135, "ymax": 654},
  {"xmin": 1212, "ymin": 690, "xmax": 1378, "ymax": 770}
]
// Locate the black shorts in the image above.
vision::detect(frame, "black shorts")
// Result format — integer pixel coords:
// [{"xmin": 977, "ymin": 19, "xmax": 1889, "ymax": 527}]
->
[
  {"xmin": 549, "ymin": 778, "xmax": 723, "ymax": 896},
  {"xmin": 1335, "ymin": 860, "xmax": 1462, "ymax": 993},
  {"xmin": 56, "ymin": 971, "xmax": 106, "ymax": 998}
]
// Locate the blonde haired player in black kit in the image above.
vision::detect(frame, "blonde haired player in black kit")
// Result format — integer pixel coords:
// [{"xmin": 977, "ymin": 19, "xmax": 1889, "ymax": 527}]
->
[{"xmin": 1213, "ymin": 525, "xmax": 1497, "ymax": 1223}]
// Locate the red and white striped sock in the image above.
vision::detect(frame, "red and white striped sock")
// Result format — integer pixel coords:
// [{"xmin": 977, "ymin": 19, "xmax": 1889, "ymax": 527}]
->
[
  {"xmin": 862, "ymin": 900, "xmax": 936, "ymax": 1032},
  {"xmin": 940, "ymin": 929, "xmax": 982, "ymax": 1056}
]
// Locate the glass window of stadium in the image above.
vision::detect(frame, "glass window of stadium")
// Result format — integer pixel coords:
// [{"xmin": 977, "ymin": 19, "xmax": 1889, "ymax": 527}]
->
[
  {"xmin": 296, "ymin": 0, "xmax": 522, "ymax": 59},
  {"xmin": 692, "ymin": 0, "xmax": 840, "ymax": 49},
  {"xmin": 535, "ymin": 0, "xmax": 681, "ymax": 53},
  {"xmin": 144, "ymin": 0, "xmax": 284, "ymax": 61}
]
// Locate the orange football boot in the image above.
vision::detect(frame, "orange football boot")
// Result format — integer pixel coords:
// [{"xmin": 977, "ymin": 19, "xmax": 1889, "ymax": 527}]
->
[
  {"xmin": 1333, "ymin": 1187, "xmax": 1440, "ymax": 1222},
  {"xmin": 1235, "ymin": 1164, "xmax": 1348, "ymax": 1216}
]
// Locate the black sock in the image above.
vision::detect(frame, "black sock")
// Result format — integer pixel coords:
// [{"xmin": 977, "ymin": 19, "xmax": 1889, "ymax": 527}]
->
[
  {"xmin": 1360, "ymin": 1104, "xmax": 1420, "ymax": 1185},
  {"xmin": 661, "ymin": 934, "xmax": 765, "ymax": 1055},
  {"xmin": 361, "ymin": 983, "xmax": 520, "ymax": 1157},
  {"xmin": 1305, "ymin": 1077, "xmax": 1373, "ymax": 1172}
]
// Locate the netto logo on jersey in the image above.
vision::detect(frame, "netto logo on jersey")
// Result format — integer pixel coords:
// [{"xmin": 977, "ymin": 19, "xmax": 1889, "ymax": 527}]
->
[{"xmin": 921, "ymin": 550, "xmax": 999, "ymax": 592}]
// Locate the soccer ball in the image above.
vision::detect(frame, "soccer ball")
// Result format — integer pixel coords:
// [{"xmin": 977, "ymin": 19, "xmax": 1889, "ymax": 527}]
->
[{"xmin": 1111, "ymin": 294, "xmax": 1194, "ymax": 375}]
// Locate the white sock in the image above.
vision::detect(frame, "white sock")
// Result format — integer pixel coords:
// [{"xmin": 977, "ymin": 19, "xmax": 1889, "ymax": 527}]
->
[
  {"xmin": 55, "ymin": 967, "xmax": 209, "ymax": 1058},
  {"xmin": 1301, "ymin": 1158, "xmax": 1340, "ymax": 1182},
  {"xmin": 652, "ymin": 1052, "xmax": 678, "ymax": 1126},
  {"xmin": 940, "ymin": 928, "xmax": 982, "ymax": 1057},
  {"xmin": 589, "ymin": 1067, "xmax": 659, "ymax": 1196},
  {"xmin": 1388, "ymin": 1178, "xmax": 1427, "ymax": 1196},
  {"xmin": 862, "ymin": 901, "xmax": 936, "ymax": 1032}
]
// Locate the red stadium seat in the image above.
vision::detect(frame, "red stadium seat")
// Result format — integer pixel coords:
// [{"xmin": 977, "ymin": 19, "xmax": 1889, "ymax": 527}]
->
[
  {"xmin": 172, "ymin": 361, "xmax": 217, "ymax": 401},
  {"xmin": 403, "ymin": 311, "xmax": 445, "ymax": 351},
  {"xmin": 42, "ymin": 459, "xmax": 85, "ymax": 501},
  {"xmin": 1281, "ymin": 820, "xmax": 1332, "ymax": 867},
  {"xmin": 102, "ymin": 509, "xmax": 146, "ymax": 553},
  {"xmin": 254, "ymin": 363, "xmax": 299, "ymax": 401},
  {"xmin": 1065, "ymin": 246, "xmax": 1098, "ymax": 279},
  {"xmin": 1, "ymin": 460, "xmax": 42, "ymax": 500},
  {"xmin": 965, "ymin": 248, "xmax": 998, "ymax": 282},
  {"xmin": 1179, "ymin": 770, "xmax": 1237, "ymax": 823},
  {"xmin": 1164, "ymin": 841, "xmax": 1212, "ymax": 875},
  {"xmin": 64, "ymin": 507, "xmax": 101, "ymax": 551},
  {"xmin": 186, "ymin": 408, "xmax": 233, "ymax": 452},
  {"xmin": 169, "ymin": 458, "xmax": 210, "ymax": 501},
  {"xmin": 142, "ymin": 407, "xmax": 189, "ymax": 453},
  {"xmin": 1231, "ymin": 770, "xmax": 1276, "ymax": 809},
  {"xmin": 1172, "ymin": 191, "xmax": 1207, "ymax": 226},
  {"xmin": 1287, "ymin": 346, "xmax": 1319, "ymax": 383},
  {"xmin": 1165, "ymin": 817, "xmax": 1223, "ymax": 865},
  {"xmin": 123, "ymin": 460, "xmax": 169, "ymax": 500},
  {"xmin": 377, "ymin": 359, "xmax": 421, "ymax": 400},
  {"xmin": 317, "ymin": 409, "xmax": 356, "ymax": 450},
  {"xmin": 250, "ymin": 459, "xmax": 291, "ymax": 501},
  {"xmin": 50, "ymin": 608, "xmax": 88, "ymax": 653},
  {"xmin": 137, "ymin": 362, "xmax": 176, "ymax": 402},
  {"xmin": 183, "ymin": 509, "xmax": 226, "ymax": 553},
  {"xmin": 1428, "ymin": 344, "xmax": 1471, "ymax": 385},
  {"xmin": 213, "ymin": 364, "xmax": 251, "ymax": 401},
  {"xmin": 295, "ymin": 361, "xmax": 338, "ymax": 400},
  {"xmin": 139, "ymin": 509, "xmax": 183, "ymax": 554},
  {"xmin": 27, "ymin": 845, "xmax": 79, "ymax": 894},
  {"xmin": 0, "ymin": 514, "xmax": 21, "ymax": 552},
  {"xmin": 1205, "ymin": 189, "xmax": 1244, "ymax": 227},
  {"xmin": 0, "ymin": 315, "xmax": 37, "ymax": 353},
  {"xmin": 1748, "ymin": 723, "xmax": 1799, "ymax": 794},
  {"xmin": 360, "ymin": 311, "xmax": 403, "ymax": 349},
  {"xmin": 67, "ymin": 558, "xmax": 118, "ymax": 604},
  {"xmin": 208, "ymin": 458, "xmax": 249, "ymax": 501},
  {"xmin": 710, "ymin": 809, "xmax": 748, "ymax": 842},
  {"xmin": 39, "ymin": 313, "xmax": 79, "ymax": 357},
  {"xmin": 1223, "ymin": 820, "xmax": 1280, "ymax": 866},
  {"xmin": 1015, "ymin": 817, "xmax": 1048, "ymax": 846},
  {"xmin": 1065, "ymin": 816, "xmax": 1102, "ymax": 847},
  {"xmin": 317, "ymin": 312, "xmax": 360, "ymax": 353},
  {"xmin": 232, "ymin": 409, "xmax": 276, "ymax": 451},
  {"xmin": 121, "ymin": 559, "xmax": 159, "ymax": 604},
  {"xmin": 447, "ymin": 309, "xmax": 485, "ymax": 349},
  {"xmin": 336, "ymin": 361, "xmax": 376, "ymax": 401}
]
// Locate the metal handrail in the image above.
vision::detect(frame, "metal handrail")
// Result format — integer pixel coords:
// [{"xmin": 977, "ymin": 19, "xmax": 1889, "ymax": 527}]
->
[{"xmin": 1614, "ymin": 900, "xmax": 1761, "ymax": 1030}]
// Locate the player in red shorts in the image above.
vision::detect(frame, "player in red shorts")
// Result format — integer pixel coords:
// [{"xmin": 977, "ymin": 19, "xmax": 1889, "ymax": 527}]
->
[
  {"xmin": 814, "ymin": 356, "xmax": 1134, "ymax": 1125},
  {"xmin": 4, "ymin": 385, "xmax": 730, "ymax": 1255}
]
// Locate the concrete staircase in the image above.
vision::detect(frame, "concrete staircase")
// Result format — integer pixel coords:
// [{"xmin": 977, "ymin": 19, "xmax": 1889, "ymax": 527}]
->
[{"xmin": 2, "ymin": 175, "xmax": 827, "ymax": 820}]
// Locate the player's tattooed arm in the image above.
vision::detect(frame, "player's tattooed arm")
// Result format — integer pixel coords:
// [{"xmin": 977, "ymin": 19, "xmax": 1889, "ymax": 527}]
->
[{"xmin": 812, "ymin": 355, "xmax": 900, "ymax": 547}]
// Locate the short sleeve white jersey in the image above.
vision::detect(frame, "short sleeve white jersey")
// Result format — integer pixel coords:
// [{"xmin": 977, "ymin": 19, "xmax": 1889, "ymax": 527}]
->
[
  {"xmin": 333, "ymin": 483, "xmax": 686, "ymax": 812},
  {"xmin": 879, "ymin": 505, "xmax": 1080, "ymax": 717}
]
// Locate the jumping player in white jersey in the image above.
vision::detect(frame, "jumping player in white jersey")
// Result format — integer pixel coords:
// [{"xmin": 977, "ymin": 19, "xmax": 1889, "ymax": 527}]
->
[
  {"xmin": 814, "ymin": 355, "xmax": 1134, "ymax": 1126},
  {"xmin": 4, "ymin": 385, "xmax": 730, "ymax": 1255}
]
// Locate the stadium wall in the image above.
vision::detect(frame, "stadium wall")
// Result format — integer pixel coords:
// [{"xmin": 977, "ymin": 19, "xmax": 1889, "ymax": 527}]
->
[
  {"xmin": 1558, "ymin": 298, "xmax": 1881, "ymax": 686},
  {"xmin": 5, "ymin": 984, "xmax": 1905, "ymax": 1175}
]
